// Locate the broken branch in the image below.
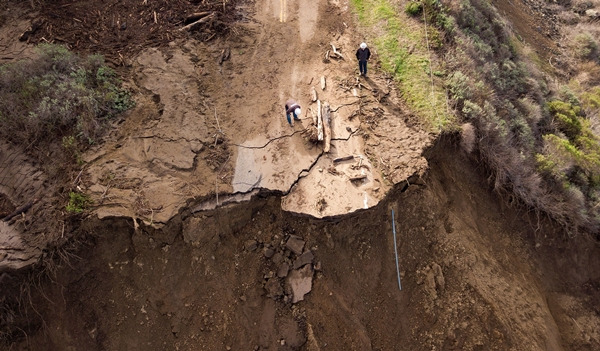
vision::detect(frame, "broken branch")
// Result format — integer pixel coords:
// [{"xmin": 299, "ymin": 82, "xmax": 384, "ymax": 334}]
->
[{"xmin": 179, "ymin": 13, "xmax": 216, "ymax": 31}]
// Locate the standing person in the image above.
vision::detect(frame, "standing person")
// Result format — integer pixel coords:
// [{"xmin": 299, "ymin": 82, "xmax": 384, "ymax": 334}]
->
[
  {"xmin": 285, "ymin": 99, "xmax": 302, "ymax": 127},
  {"xmin": 356, "ymin": 42, "xmax": 371, "ymax": 77}
]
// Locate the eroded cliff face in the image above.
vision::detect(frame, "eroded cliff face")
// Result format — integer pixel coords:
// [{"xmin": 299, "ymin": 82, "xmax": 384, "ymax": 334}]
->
[
  {"xmin": 3, "ymin": 138, "xmax": 599, "ymax": 350},
  {"xmin": 0, "ymin": 142, "xmax": 44, "ymax": 271}
]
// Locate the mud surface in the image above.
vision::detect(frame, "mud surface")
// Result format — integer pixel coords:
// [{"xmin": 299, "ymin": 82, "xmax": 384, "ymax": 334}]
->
[{"xmin": 78, "ymin": 0, "xmax": 431, "ymax": 223}]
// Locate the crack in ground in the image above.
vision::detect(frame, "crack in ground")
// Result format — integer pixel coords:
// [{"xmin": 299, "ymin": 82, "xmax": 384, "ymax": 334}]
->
[
  {"xmin": 231, "ymin": 130, "xmax": 303, "ymax": 149},
  {"xmin": 190, "ymin": 127, "xmax": 362, "ymax": 213}
]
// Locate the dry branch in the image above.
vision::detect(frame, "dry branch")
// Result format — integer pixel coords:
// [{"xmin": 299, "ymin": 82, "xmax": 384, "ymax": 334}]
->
[
  {"xmin": 218, "ymin": 47, "xmax": 230, "ymax": 65},
  {"xmin": 184, "ymin": 11, "xmax": 213, "ymax": 24},
  {"xmin": 179, "ymin": 12, "xmax": 216, "ymax": 31},
  {"xmin": 330, "ymin": 43, "xmax": 344, "ymax": 59},
  {"xmin": 310, "ymin": 86, "xmax": 318, "ymax": 102}
]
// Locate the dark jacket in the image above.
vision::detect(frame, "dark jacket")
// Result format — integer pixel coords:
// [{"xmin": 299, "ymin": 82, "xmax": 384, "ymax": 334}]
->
[
  {"xmin": 285, "ymin": 99, "xmax": 300, "ymax": 113},
  {"xmin": 356, "ymin": 48, "xmax": 371, "ymax": 62}
]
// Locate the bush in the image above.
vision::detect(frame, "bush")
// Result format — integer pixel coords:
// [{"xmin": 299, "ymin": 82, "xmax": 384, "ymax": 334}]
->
[
  {"xmin": 405, "ymin": 2, "xmax": 423, "ymax": 16},
  {"xmin": 572, "ymin": 32, "xmax": 599, "ymax": 61},
  {"xmin": 66, "ymin": 191, "xmax": 92, "ymax": 214},
  {"xmin": 547, "ymin": 100, "xmax": 583, "ymax": 141},
  {"xmin": 0, "ymin": 44, "xmax": 134, "ymax": 155}
]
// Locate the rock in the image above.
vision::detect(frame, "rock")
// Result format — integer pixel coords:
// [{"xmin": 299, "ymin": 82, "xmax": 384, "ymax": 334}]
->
[
  {"xmin": 585, "ymin": 9, "xmax": 599, "ymax": 18},
  {"xmin": 271, "ymin": 252, "xmax": 284, "ymax": 265},
  {"xmin": 265, "ymin": 278, "xmax": 283, "ymax": 298},
  {"xmin": 432, "ymin": 263, "xmax": 445, "ymax": 292},
  {"xmin": 277, "ymin": 262, "xmax": 290, "ymax": 278},
  {"xmin": 293, "ymin": 250, "xmax": 314, "ymax": 270},
  {"xmin": 263, "ymin": 247, "xmax": 275, "ymax": 258},
  {"xmin": 285, "ymin": 235, "xmax": 305, "ymax": 255},
  {"xmin": 314, "ymin": 261, "xmax": 322, "ymax": 271},
  {"xmin": 286, "ymin": 265, "xmax": 314, "ymax": 303},
  {"xmin": 245, "ymin": 239, "xmax": 258, "ymax": 252},
  {"xmin": 424, "ymin": 267, "xmax": 437, "ymax": 299},
  {"xmin": 190, "ymin": 140, "xmax": 204, "ymax": 153}
]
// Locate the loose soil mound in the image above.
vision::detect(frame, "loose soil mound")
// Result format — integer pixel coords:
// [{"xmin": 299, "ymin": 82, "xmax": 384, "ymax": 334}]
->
[{"xmin": 25, "ymin": 0, "xmax": 241, "ymax": 62}]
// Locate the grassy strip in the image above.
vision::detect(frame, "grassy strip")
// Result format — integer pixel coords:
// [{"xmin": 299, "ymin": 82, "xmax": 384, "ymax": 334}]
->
[{"xmin": 350, "ymin": 0, "xmax": 454, "ymax": 130}]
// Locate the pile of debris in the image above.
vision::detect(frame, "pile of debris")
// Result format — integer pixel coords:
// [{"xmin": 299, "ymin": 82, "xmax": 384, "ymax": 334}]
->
[{"xmin": 245, "ymin": 233, "xmax": 320, "ymax": 303}]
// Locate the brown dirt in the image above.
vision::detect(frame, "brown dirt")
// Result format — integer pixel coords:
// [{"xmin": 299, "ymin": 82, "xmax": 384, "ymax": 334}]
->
[
  {"xmin": 1, "ymin": 0, "xmax": 599, "ymax": 350},
  {"xmin": 5, "ymin": 138, "xmax": 600, "ymax": 351}
]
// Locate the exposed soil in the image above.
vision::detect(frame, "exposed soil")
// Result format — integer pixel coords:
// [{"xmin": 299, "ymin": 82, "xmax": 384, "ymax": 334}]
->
[
  {"xmin": 1, "ymin": 0, "xmax": 599, "ymax": 350},
  {"xmin": 5, "ymin": 138, "xmax": 600, "ymax": 351}
]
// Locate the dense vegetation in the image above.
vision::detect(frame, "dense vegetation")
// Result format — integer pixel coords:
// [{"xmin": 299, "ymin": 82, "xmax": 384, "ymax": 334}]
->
[
  {"xmin": 0, "ymin": 44, "xmax": 134, "ymax": 159},
  {"xmin": 352, "ymin": 0, "xmax": 600, "ymax": 235}
]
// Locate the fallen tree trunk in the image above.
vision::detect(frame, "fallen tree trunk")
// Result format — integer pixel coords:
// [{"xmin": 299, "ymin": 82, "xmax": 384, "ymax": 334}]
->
[{"xmin": 323, "ymin": 102, "xmax": 331, "ymax": 153}]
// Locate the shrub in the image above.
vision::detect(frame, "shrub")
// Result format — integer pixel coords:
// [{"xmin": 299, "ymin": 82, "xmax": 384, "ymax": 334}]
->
[
  {"xmin": 405, "ymin": 2, "xmax": 423, "ymax": 16},
  {"xmin": 547, "ymin": 100, "xmax": 583, "ymax": 141},
  {"xmin": 572, "ymin": 32, "xmax": 599, "ymax": 61},
  {"xmin": 448, "ymin": 71, "xmax": 472, "ymax": 103},
  {"xmin": 0, "ymin": 44, "xmax": 134, "ymax": 156},
  {"xmin": 582, "ymin": 86, "xmax": 600, "ymax": 110},
  {"xmin": 66, "ymin": 191, "xmax": 92, "ymax": 214}
]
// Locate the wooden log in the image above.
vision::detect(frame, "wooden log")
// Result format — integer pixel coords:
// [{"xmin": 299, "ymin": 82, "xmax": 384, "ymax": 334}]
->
[
  {"xmin": 317, "ymin": 100, "xmax": 323, "ymax": 141},
  {"xmin": 179, "ymin": 13, "xmax": 215, "ymax": 31},
  {"xmin": 333, "ymin": 155, "xmax": 354, "ymax": 163},
  {"xmin": 349, "ymin": 174, "xmax": 367, "ymax": 182},
  {"xmin": 323, "ymin": 102, "xmax": 332, "ymax": 153},
  {"xmin": 330, "ymin": 43, "xmax": 344, "ymax": 59},
  {"xmin": 320, "ymin": 76, "xmax": 326, "ymax": 91},
  {"xmin": 310, "ymin": 86, "xmax": 318, "ymax": 102}
]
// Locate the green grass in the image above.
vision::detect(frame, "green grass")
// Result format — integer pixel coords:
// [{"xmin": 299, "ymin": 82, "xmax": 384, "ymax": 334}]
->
[{"xmin": 350, "ymin": 0, "xmax": 454, "ymax": 130}]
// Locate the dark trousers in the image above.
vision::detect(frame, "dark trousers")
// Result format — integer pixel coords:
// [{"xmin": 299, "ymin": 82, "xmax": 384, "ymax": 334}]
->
[
  {"xmin": 359, "ymin": 60, "xmax": 368, "ymax": 75},
  {"xmin": 286, "ymin": 110, "xmax": 299, "ymax": 126}
]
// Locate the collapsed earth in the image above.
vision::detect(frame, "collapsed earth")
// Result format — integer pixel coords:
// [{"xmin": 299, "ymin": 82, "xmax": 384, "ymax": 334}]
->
[{"xmin": 1, "ymin": 0, "xmax": 599, "ymax": 350}]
